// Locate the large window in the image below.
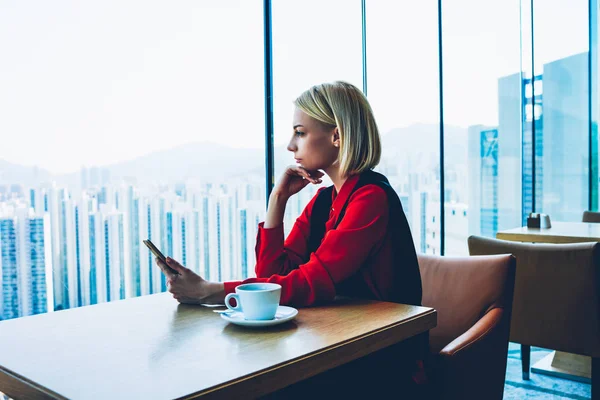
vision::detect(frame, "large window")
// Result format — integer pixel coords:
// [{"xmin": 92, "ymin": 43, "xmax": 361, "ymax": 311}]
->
[
  {"xmin": 366, "ymin": 0, "xmax": 441, "ymax": 254},
  {"xmin": 1, "ymin": 0, "xmax": 599, "ymax": 323},
  {"xmin": 442, "ymin": 0, "xmax": 522, "ymax": 255},
  {"xmin": 272, "ymin": 0, "xmax": 362, "ymax": 236},
  {"xmin": 0, "ymin": 1, "xmax": 265, "ymax": 319}
]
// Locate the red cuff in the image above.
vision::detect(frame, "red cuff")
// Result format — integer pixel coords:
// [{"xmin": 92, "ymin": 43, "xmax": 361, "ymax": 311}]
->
[
  {"xmin": 224, "ymin": 281, "xmax": 243, "ymax": 295},
  {"xmin": 297, "ymin": 254, "xmax": 337, "ymax": 304},
  {"xmin": 257, "ymin": 221, "xmax": 284, "ymax": 244}
]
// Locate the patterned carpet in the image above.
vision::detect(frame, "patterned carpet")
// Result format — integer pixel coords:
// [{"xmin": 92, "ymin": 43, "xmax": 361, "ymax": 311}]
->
[{"xmin": 504, "ymin": 343, "xmax": 591, "ymax": 399}]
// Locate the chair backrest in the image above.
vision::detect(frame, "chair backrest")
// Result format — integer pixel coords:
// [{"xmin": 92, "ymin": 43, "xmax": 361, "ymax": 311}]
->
[
  {"xmin": 583, "ymin": 210, "xmax": 600, "ymax": 223},
  {"xmin": 418, "ymin": 253, "xmax": 516, "ymax": 354},
  {"xmin": 468, "ymin": 235, "xmax": 600, "ymax": 357}
]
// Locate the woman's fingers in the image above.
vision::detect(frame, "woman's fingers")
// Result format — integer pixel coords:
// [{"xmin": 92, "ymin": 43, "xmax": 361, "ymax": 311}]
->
[
  {"xmin": 156, "ymin": 258, "xmax": 177, "ymax": 280},
  {"xmin": 289, "ymin": 166, "xmax": 321, "ymax": 184},
  {"xmin": 297, "ymin": 167, "xmax": 324, "ymax": 183},
  {"xmin": 166, "ymin": 257, "xmax": 189, "ymax": 276}
]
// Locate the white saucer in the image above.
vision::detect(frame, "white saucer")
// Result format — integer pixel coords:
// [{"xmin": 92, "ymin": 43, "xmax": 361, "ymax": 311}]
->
[{"xmin": 220, "ymin": 306, "xmax": 298, "ymax": 327}]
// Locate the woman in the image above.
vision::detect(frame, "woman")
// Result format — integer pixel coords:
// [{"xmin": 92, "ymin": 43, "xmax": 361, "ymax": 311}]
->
[{"xmin": 159, "ymin": 81, "xmax": 426, "ymax": 398}]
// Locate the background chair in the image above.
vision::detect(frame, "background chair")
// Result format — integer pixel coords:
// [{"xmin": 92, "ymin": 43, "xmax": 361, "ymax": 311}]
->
[
  {"xmin": 583, "ymin": 211, "xmax": 600, "ymax": 223},
  {"xmin": 468, "ymin": 235, "xmax": 600, "ymax": 400},
  {"xmin": 418, "ymin": 253, "xmax": 515, "ymax": 400}
]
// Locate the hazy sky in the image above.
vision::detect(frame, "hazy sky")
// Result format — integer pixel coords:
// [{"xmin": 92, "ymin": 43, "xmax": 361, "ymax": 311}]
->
[{"xmin": 0, "ymin": 0, "xmax": 590, "ymax": 174}]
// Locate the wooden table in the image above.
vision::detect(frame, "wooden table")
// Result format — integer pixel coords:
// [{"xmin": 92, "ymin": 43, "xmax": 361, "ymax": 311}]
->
[
  {"xmin": 497, "ymin": 221, "xmax": 600, "ymax": 244},
  {"xmin": 497, "ymin": 221, "xmax": 596, "ymax": 383},
  {"xmin": 0, "ymin": 294, "xmax": 436, "ymax": 399}
]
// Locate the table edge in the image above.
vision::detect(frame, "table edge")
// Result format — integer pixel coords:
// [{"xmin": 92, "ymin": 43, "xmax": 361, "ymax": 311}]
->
[
  {"xmin": 0, "ymin": 365, "xmax": 67, "ymax": 400},
  {"xmin": 0, "ymin": 306, "xmax": 436, "ymax": 400},
  {"xmin": 184, "ymin": 308, "xmax": 437, "ymax": 400},
  {"xmin": 496, "ymin": 232, "xmax": 600, "ymax": 244}
]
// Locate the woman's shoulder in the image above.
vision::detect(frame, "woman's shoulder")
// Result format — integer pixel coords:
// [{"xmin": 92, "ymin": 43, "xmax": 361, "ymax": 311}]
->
[{"xmin": 348, "ymin": 183, "xmax": 388, "ymax": 209}]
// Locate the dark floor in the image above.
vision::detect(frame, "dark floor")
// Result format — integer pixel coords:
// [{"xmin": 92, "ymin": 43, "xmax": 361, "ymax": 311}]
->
[{"xmin": 504, "ymin": 343, "xmax": 591, "ymax": 399}]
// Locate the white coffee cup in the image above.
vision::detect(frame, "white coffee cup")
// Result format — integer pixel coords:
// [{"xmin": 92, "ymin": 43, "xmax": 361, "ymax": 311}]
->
[{"xmin": 224, "ymin": 283, "xmax": 282, "ymax": 320}]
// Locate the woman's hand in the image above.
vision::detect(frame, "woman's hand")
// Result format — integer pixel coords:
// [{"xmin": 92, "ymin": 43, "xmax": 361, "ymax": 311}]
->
[
  {"xmin": 271, "ymin": 166, "xmax": 324, "ymax": 199},
  {"xmin": 156, "ymin": 257, "xmax": 225, "ymax": 305}
]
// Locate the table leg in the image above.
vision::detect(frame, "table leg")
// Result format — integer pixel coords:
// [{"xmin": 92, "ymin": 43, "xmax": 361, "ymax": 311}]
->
[
  {"xmin": 592, "ymin": 357, "xmax": 598, "ymax": 400},
  {"xmin": 522, "ymin": 344, "xmax": 531, "ymax": 380}
]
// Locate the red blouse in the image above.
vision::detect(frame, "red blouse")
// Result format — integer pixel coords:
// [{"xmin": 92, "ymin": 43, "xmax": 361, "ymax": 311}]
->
[
  {"xmin": 224, "ymin": 174, "xmax": 428, "ymax": 387},
  {"xmin": 224, "ymin": 174, "xmax": 399, "ymax": 307}
]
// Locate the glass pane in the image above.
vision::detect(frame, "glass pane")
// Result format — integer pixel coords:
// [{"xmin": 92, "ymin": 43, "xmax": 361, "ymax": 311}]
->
[
  {"xmin": 442, "ymin": 0, "xmax": 522, "ymax": 254},
  {"xmin": 0, "ymin": 1, "xmax": 265, "ymax": 319},
  {"xmin": 272, "ymin": 0, "xmax": 362, "ymax": 235},
  {"xmin": 521, "ymin": 0, "xmax": 538, "ymax": 225},
  {"xmin": 533, "ymin": 0, "xmax": 589, "ymax": 221},
  {"xmin": 367, "ymin": 0, "xmax": 441, "ymax": 254}
]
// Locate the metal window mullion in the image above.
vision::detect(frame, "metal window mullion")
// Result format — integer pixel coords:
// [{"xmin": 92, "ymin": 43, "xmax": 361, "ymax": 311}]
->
[
  {"xmin": 589, "ymin": 0, "xmax": 598, "ymax": 210},
  {"xmin": 531, "ymin": 0, "xmax": 536, "ymax": 213},
  {"xmin": 361, "ymin": 0, "xmax": 368, "ymax": 96},
  {"xmin": 438, "ymin": 0, "xmax": 446, "ymax": 255},
  {"xmin": 264, "ymin": 0, "xmax": 275, "ymax": 207}
]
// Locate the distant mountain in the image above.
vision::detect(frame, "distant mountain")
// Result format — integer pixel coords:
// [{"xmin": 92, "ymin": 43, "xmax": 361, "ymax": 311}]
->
[
  {"xmin": 382, "ymin": 123, "xmax": 468, "ymax": 157},
  {"xmin": 380, "ymin": 123, "xmax": 468, "ymax": 170},
  {"xmin": 0, "ymin": 160, "xmax": 53, "ymax": 187},
  {"xmin": 104, "ymin": 142, "xmax": 265, "ymax": 184},
  {"xmin": 1, "ymin": 123, "xmax": 469, "ymax": 188}
]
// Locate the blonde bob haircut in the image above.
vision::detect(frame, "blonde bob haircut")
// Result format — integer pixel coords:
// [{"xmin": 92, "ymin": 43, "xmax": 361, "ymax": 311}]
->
[{"xmin": 293, "ymin": 81, "xmax": 381, "ymax": 177}]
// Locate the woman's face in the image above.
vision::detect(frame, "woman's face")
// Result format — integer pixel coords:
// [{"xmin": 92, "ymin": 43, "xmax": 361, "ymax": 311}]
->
[{"xmin": 287, "ymin": 107, "xmax": 339, "ymax": 173}]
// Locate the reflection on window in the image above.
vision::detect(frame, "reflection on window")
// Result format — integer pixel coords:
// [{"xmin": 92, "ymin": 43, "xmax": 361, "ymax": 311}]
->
[
  {"xmin": 533, "ymin": 0, "xmax": 589, "ymax": 222},
  {"xmin": 444, "ymin": 0, "xmax": 522, "ymax": 255}
]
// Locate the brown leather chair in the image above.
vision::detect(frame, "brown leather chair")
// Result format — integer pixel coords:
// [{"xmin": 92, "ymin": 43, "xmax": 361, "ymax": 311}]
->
[
  {"xmin": 583, "ymin": 211, "xmax": 600, "ymax": 223},
  {"xmin": 468, "ymin": 235, "xmax": 600, "ymax": 399},
  {"xmin": 418, "ymin": 253, "xmax": 516, "ymax": 400}
]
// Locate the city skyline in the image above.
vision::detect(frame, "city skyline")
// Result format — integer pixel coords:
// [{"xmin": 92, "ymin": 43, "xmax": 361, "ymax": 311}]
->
[{"xmin": 0, "ymin": 178, "xmax": 273, "ymax": 320}]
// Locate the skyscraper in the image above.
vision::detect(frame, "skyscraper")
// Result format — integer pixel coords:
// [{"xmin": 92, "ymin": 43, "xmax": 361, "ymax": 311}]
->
[
  {"xmin": 0, "ymin": 209, "xmax": 53, "ymax": 320},
  {"xmin": 76, "ymin": 196, "xmax": 94, "ymax": 306},
  {"xmin": 60, "ymin": 195, "xmax": 79, "ymax": 309},
  {"xmin": 469, "ymin": 72, "xmax": 534, "ymax": 239},
  {"xmin": 468, "ymin": 127, "xmax": 500, "ymax": 238},
  {"xmin": 469, "ymin": 52, "xmax": 588, "ymax": 244},
  {"xmin": 27, "ymin": 214, "xmax": 54, "ymax": 316},
  {"xmin": 104, "ymin": 212, "xmax": 128, "ymax": 301},
  {"xmin": 137, "ymin": 197, "xmax": 153, "ymax": 296},
  {"xmin": 0, "ymin": 218, "xmax": 18, "ymax": 319},
  {"xmin": 89, "ymin": 212, "xmax": 106, "ymax": 304},
  {"xmin": 238, "ymin": 202, "xmax": 263, "ymax": 279},
  {"xmin": 541, "ymin": 52, "xmax": 589, "ymax": 221}
]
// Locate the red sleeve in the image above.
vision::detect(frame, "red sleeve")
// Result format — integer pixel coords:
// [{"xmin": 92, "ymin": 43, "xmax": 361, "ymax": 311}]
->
[
  {"xmin": 226, "ymin": 185, "xmax": 389, "ymax": 307},
  {"xmin": 254, "ymin": 188, "xmax": 327, "ymax": 278}
]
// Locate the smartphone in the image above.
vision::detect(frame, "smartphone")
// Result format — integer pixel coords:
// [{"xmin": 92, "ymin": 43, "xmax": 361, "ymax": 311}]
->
[{"xmin": 143, "ymin": 239, "xmax": 180, "ymax": 275}]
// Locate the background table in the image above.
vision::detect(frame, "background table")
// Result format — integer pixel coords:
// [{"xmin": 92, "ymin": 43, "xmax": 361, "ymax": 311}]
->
[
  {"xmin": 0, "ymin": 294, "xmax": 436, "ymax": 399},
  {"xmin": 497, "ymin": 221, "xmax": 600, "ymax": 244}
]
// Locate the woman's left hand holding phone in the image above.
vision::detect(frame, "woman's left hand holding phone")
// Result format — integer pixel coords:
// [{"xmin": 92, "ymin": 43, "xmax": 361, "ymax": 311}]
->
[{"xmin": 156, "ymin": 257, "xmax": 225, "ymax": 305}]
